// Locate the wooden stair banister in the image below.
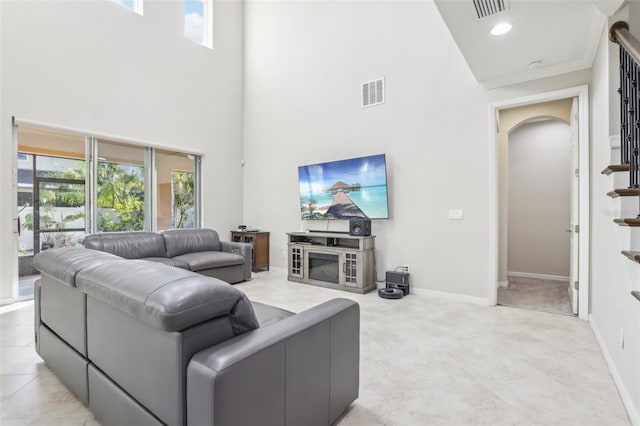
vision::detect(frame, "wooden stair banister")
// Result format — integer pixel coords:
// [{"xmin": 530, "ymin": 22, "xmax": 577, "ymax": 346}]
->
[{"xmin": 610, "ymin": 22, "xmax": 640, "ymax": 65}]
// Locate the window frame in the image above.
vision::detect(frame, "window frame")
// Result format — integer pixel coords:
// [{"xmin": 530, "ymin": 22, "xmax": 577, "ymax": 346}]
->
[{"xmin": 184, "ymin": 0, "xmax": 213, "ymax": 49}]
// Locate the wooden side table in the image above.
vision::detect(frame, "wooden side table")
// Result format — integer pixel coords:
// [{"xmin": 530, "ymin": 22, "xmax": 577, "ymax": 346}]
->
[{"xmin": 230, "ymin": 231, "xmax": 270, "ymax": 272}]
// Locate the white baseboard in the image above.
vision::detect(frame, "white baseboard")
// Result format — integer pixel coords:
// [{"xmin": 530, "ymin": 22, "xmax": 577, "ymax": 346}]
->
[
  {"xmin": 0, "ymin": 297, "xmax": 17, "ymax": 307},
  {"xmin": 411, "ymin": 287, "xmax": 489, "ymax": 306},
  {"xmin": 0, "ymin": 300, "xmax": 33, "ymax": 315},
  {"xmin": 507, "ymin": 271, "xmax": 569, "ymax": 282},
  {"xmin": 590, "ymin": 315, "xmax": 640, "ymax": 426},
  {"xmin": 498, "ymin": 281, "xmax": 509, "ymax": 288}
]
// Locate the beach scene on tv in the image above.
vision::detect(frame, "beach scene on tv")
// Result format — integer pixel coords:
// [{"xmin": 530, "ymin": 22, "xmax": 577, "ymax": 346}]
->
[{"xmin": 298, "ymin": 154, "xmax": 389, "ymax": 220}]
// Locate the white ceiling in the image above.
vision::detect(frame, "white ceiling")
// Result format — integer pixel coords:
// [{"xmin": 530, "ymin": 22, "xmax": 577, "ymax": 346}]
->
[{"xmin": 433, "ymin": 0, "xmax": 624, "ymax": 89}]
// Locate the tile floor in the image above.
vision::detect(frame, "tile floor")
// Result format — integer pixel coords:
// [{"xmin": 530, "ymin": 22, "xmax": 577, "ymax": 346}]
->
[
  {"xmin": 0, "ymin": 268, "xmax": 631, "ymax": 425},
  {"xmin": 18, "ymin": 275, "xmax": 39, "ymax": 300}
]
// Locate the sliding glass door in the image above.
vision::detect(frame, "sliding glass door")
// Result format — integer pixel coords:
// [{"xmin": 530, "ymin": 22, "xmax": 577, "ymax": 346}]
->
[
  {"xmin": 33, "ymin": 156, "xmax": 86, "ymax": 254},
  {"xmin": 15, "ymin": 124, "xmax": 201, "ymax": 292},
  {"xmin": 17, "ymin": 128, "xmax": 87, "ymax": 283}
]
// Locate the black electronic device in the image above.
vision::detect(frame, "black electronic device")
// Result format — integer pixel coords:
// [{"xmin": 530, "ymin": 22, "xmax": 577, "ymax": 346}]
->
[
  {"xmin": 386, "ymin": 270, "xmax": 410, "ymax": 295},
  {"xmin": 349, "ymin": 218, "xmax": 371, "ymax": 236},
  {"xmin": 378, "ymin": 287, "xmax": 404, "ymax": 299}
]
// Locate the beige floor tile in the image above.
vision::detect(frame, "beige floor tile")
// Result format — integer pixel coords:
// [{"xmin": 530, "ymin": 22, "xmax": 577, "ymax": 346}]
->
[
  {"xmin": 0, "ymin": 268, "xmax": 631, "ymax": 426},
  {"xmin": 1, "ymin": 374, "xmax": 38, "ymax": 400},
  {"xmin": 0, "ymin": 372, "xmax": 90, "ymax": 423}
]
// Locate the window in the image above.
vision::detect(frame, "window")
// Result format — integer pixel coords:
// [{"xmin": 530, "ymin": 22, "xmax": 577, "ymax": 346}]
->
[
  {"xmin": 15, "ymin": 125, "xmax": 201, "ymax": 278},
  {"xmin": 96, "ymin": 140, "xmax": 147, "ymax": 232},
  {"xmin": 20, "ymin": 156, "xmax": 87, "ymax": 252},
  {"xmin": 110, "ymin": 0, "xmax": 143, "ymax": 15},
  {"xmin": 184, "ymin": 0, "xmax": 212, "ymax": 48},
  {"xmin": 17, "ymin": 127, "xmax": 87, "ymax": 260},
  {"xmin": 155, "ymin": 150, "xmax": 197, "ymax": 231},
  {"xmin": 171, "ymin": 170, "xmax": 196, "ymax": 228}
]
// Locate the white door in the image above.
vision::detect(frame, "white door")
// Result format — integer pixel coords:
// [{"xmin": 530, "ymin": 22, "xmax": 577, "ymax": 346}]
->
[{"xmin": 568, "ymin": 97, "xmax": 579, "ymax": 314}]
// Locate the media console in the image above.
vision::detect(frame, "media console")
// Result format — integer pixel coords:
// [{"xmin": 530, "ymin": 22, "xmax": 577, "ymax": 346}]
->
[{"xmin": 287, "ymin": 232, "xmax": 376, "ymax": 294}]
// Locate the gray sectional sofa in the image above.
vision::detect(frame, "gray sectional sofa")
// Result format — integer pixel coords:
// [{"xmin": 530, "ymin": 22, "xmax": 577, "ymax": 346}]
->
[
  {"xmin": 34, "ymin": 243, "xmax": 360, "ymax": 426},
  {"xmin": 83, "ymin": 229, "xmax": 252, "ymax": 283}
]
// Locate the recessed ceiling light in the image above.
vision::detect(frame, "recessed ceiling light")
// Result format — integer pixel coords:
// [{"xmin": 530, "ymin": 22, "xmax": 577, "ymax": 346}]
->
[{"xmin": 490, "ymin": 22, "xmax": 512, "ymax": 36}]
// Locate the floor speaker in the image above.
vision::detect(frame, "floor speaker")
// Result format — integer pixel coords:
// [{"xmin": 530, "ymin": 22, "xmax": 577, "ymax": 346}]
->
[{"xmin": 349, "ymin": 218, "xmax": 371, "ymax": 236}]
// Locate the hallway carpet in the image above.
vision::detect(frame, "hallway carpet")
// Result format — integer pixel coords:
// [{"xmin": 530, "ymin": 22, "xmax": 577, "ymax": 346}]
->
[{"xmin": 498, "ymin": 275, "xmax": 575, "ymax": 316}]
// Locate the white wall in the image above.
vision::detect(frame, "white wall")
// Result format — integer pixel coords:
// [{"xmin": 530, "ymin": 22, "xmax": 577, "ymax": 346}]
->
[
  {"xmin": 0, "ymin": 0, "xmax": 245, "ymax": 302},
  {"xmin": 507, "ymin": 120, "xmax": 571, "ymax": 278},
  {"xmin": 243, "ymin": 0, "xmax": 593, "ymax": 301},
  {"xmin": 244, "ymin": 0, "xmax": 492, "ymax": 298},
  {"xmin": 590, "ymin": 9, "xmax": 640, "ymax": 422}
]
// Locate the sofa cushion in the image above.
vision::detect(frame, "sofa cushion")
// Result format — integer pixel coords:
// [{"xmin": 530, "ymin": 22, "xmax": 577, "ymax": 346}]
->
[
  {"xmin": 141, "ymin": 257, "xmax": 190, "ymax": 269},
  {"xmin": 83, "ymin": 232, "xmax": 167, "ymax": 259},
  {"xmin": 33, "ymin": 247, "xmax": 122, "ymax": 287},
  {"xmin": 162, "ymin": 229, "xmax": 221, "ymax": 258},
  {"xmin": 250, "ymin": 301, "xmax": 294, "ymax": 327},
  {"xmin": 172, "ymin": 251, "xmax": 244, "ymax": 272},
  {"xmin": 76, "ymin": 259, "xmax": 259, "ymax": 333}
]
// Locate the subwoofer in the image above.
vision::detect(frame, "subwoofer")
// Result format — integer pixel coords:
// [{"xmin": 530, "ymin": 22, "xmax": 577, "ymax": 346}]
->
[{"xmin": 349, "ymin": 218, "xmax": 371, "ymax": 236}]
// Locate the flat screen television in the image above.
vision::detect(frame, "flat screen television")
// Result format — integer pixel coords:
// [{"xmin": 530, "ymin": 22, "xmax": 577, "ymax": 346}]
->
[{"xmin": 298, "ymin": 154, "xmax": 389, "ymax": 220}]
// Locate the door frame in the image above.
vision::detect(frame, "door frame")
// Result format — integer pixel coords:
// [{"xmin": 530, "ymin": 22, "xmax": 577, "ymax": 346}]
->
[{"xmin": 488, "ymin": 85, "xmax": 590, "ymax": 320}]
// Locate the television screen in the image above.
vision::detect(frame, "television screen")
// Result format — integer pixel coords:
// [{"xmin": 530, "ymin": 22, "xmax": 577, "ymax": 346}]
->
[{"xmin": 298, "ymin": 154, "xmax": 389, "ymax": 220}]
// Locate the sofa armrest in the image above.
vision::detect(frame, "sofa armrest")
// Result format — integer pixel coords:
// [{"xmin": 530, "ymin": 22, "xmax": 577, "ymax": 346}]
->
[
  {"xmin": 187, "ymin": 298, "xmax": 359, "ymax": 426},
  {"xmin": 220, "ymin": 241, "xmax": 252, "ymax": 281}
]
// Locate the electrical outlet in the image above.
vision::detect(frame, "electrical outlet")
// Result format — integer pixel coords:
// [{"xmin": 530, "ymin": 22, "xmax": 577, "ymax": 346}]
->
[
  {"xmin": 403, "ymin": 265, "xmax": 409, "ymax": 273},
  {"xmin": 448, "ymin": 209, "xmax": 463, "ymax": 220}
]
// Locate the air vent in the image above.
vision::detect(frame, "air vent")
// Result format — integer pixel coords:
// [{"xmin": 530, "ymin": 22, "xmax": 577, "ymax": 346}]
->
[
  {"xmin": 473, "ymin": 0, "xmax": 509, "ymax": 19},
  {"xmin": 362, "ymin": 78, "xmax": 385, "ymax": 108}
]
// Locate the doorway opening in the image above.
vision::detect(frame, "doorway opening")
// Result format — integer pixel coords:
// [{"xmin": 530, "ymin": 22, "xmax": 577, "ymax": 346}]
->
[
  {"xmin": 497, "ymin": 113, "xmax": 575, "ymax": 316},
  {"xmin": 17, "ymin": 128, "xmax": 87, "ymax": 300},
  {"xmin": 489, "ymin": 86, "xmax": 590, "ymax": 320}
]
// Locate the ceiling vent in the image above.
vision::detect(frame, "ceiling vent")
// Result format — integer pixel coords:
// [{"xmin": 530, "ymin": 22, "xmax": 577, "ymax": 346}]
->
[
  {"xmin": 362, "ymin": 78, "xmax": 385, "ymax": 108},
  {"xmin": 473, "ymin": 0, "xmax": 510, "ymax": 19}
]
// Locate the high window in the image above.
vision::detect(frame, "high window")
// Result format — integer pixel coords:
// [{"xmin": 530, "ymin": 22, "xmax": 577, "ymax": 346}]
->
[
  {"xmin": 110, "ymin": 0, "xmax": 143, "ymax": 15},
  {"xmin": 184, "ymin": 0, "xmax": 213, "ymax": 48}
]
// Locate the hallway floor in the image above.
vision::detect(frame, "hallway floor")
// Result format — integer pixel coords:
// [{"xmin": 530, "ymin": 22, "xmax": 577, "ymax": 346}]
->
[{"xmin": 498, "ymin": 275, "xmax": 574, "ymax": 316}]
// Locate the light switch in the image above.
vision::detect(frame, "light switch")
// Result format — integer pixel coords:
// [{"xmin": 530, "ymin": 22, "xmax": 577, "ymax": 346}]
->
[{"xmin": 448, "ymin": 209, "xmax": 463, "ymax": 220}]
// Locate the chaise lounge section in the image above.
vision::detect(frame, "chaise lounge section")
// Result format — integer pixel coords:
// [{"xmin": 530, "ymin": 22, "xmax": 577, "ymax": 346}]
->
[
  {"xmin": 33, "ymin": 246, "xmax": 360, "ymax": 426},
  {"xmin": 82, "ymin": 228, "xmax": 252, "ymax": 283}
]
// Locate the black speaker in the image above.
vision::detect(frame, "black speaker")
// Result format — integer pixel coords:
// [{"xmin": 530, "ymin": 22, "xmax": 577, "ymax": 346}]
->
[{"xmin": 349, "ymin": 218, "xmax": 371, "ymax": 236}]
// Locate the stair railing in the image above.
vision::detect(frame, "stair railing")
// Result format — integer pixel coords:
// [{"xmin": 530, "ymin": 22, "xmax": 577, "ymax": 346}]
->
[
  {"xmin": 610, "ymin": 21, "xmax": 640, "ymax": 209},
  {"xmin": 611, "ymin": 22, "xmax": 640, "ymax": 304}
]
